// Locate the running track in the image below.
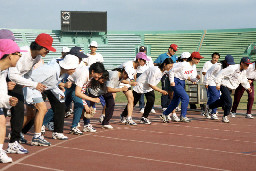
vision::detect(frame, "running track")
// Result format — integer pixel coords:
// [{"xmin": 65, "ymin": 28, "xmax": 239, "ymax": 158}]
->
[{"xmin": 1, "ymin": 105, "xmax": 256, "ymax": 171}]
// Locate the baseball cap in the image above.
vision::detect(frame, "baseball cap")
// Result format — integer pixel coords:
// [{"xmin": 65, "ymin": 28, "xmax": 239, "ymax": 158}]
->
[
  {"xmin": 0, "ymin": 39, "xmax": 27, "ymax": 59},
  {"xmin": 180, "ymin": 52, "xmax": 191, "ymax": 59},
  {"xmin": 0, "ymin": 29, "xmax": 20, "ymax": 41},
  {"xmin": 35, "ymin": 33, "xmax": 56, "ymax": 52},
  {"xmin": 69, "ymin": 46, "xmax": 88, "ymax": 58},
  {"xmin": 124, "ymin": 66, "xmax": 135, "ymax": 80},
  {"xmin": 169, "ymin": 44, "xmax": 178, "ymax": 51},
  {"xmin": 59, "ymin": 54, "xmax": 79, "ymax": 69},
  {"xmin": 240, "ymin": 57, "xmax": 252, "ymax": 64},
  {"xmin": 90, "ymin": 41, "xmax": 98, "ymax": 47},
  {"xmin": 191, "ymin": 52, "xmax": 204, "ymax": 59},
  {"xmin": 139, "ymin": 46, "xmax": 147, "ymax": 52},
  {"xmin": 62, "ymin": 47, "xmax": 70, "ymax": 53},
  {"xmin": 225, "ymin": 55, "xmax": 235, "ymax": 65},
  {"xmin": 136, "ymin": 52, "xmax": 149, "ymax": 61}
]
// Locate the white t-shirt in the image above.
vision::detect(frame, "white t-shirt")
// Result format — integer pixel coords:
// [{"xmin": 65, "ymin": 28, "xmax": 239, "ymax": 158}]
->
[
  {"xmin": 133, "ymin": 66, "xmax": 163, "ymax": 94},
  {"xmin": 82, "ymin": 53, "xmax": 104, "ymax": 66},
  {"xmin": 202, "ymin": 61, "xmax": 214, "ymax": 73},
  {"xmin": 246, "ymin": 63, "xmax": 256, "ymax": 80},
  {"xmin": 135, "ymin": 56, "xmax": 154, "ymax": 74},
  {"xmin": 0, "ymin": 69, "xmax": 11, "ymax": 109},
  {"xmin": 106, "ymin": 71, "xmax": 121, "ymax": 88},
  {"xmin": 68, "ymin": 65, "xmax": 90, "ymax": 88}
]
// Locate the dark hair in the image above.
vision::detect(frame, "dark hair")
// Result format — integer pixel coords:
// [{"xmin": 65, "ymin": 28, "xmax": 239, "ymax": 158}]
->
[
  {"xmin": 0, "ymin": 54, "xmax": 9, "ymax": 60},
  {"xmin": 157, "ymin": 58, "xmax": 174, "ymax": 70},
  {"xmin": 220, "ymin": 60, "xmax": 228, "ymax": 69},
  {"xmin": 212, "ymin": 52, "xmax": 220, "ymax": 58},
  {"xmin": 89, "ymin": 62, "xmax": 105, "ymax": 74},
  {"xmin": 30, "ymin": 41, "xmax": 44, "ymax": 51},
  {"xmin": 112, "ymin": 67, "xmax": 124, "ymax": 72},
  {"xmin": 187, "ymin": 57, "xmax": 192, "ymax": 62},
  {"xmin": 90, "ymin": 70, "xmax": 109, "ymax": 90}
]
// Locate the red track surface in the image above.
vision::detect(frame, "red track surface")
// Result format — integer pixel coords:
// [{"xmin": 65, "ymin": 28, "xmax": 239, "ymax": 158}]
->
[{"xmin": 1, "ymin": 105, "xmax": 256, "ymax": 171}]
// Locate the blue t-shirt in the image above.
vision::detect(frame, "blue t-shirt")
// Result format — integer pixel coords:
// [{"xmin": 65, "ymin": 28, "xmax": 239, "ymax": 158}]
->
[{"xmin": 154, "ymin": 53, "xmax": 177, "ymax": 64}]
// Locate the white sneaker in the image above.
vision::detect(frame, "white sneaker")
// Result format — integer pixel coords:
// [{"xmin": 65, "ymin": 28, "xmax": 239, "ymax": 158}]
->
[
  {"xmin": 162, "ymin": 108, "xmax": 167, "ymax": 112},
  {"xmin": 83, "ymin": 124, "xmax": 97, "ymax": 132},
  {"xmin": 176, "ymin": 107, "xmax": 181, "ymax": 112},
  {"xmin": 180, "ymin": 116, "xmax": 191, "ymax": 122},
  {"xmin": 211, "ymin": 114, "xmax": 219, "ymax": 120},
  {"xmin": 172, "ymin": 113, "xmax": 180, "ymax": 122},
  {"xmin": 102, "ymin": 125, "xmax": 113, "ymax": 129},
  {"xmin": 245, "ymin": 114, "xmax": 254, "ymax": 119},
  {"xmin": 41, "ymin": 125, "xmax": 46, "ymax": 135},
  {"xmin": 52, "ymin": 132, "xmax": 68, "ymax": 140},
  {"xmin": 120, "ymin": 114, "xmax": 127, "ymax": 124},
  {"xmin": 159, "ymin": 114, "xmax": 169, "ymax": 123},
  {"xmin": 46, "ymin": 122, "xmax": 54, "ymax": 131},
  {"xmin": 126, "ymin": 118, "xmax": 137, "ymax": 126},
  {"xmin": 69, "ymin": 127, "xmax": 83, "ymax": 135},
  {"xmin": 204, "ymin": 105, "xmax": 212, "ymax": 119},
  {"xmin": 140, "ymin": 117, "xmax": 151, "ymax": 124},
  {"xmin": 222, "ymin": 116, "xmax": 230, "ymax": 123},
  {"xmin": 0, "ymin": 150, "xmax": 12, "ymax": 163},
  {"xmin": 140, "ymin": 108, "xmax": 145, "ymax": 114},
  {"xmin": 230, "ymin": 112, "xmax": 236, "ymax": 118},
  {"xmin": 150, "ymin": 109, "xmax": 156, "ymax": 114},
  {"xmin": 99, "ymin": 114, "xmax": 105, "ymax": 123},
  {"xmin": 6, "ymin": 141, "xmax": 28, "ymax": 154}
]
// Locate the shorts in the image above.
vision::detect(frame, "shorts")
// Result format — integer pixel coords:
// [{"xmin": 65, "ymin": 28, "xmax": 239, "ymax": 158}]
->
[
  {"xmin": 161, "ymin": 74, "xmax": 173, "ymax": 92},
  {"xmin": 0, "ymin": 108, "xmax": 4, "ymax": 115}
]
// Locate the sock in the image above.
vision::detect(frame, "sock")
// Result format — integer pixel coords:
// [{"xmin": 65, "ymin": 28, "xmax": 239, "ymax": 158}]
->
[
  {"xmin": 0, "ymin": 144, "xmax": 3, "ymax": 150},
  {"xmin": 127, "ymin": 116, "xmax": 132, "ymax": 120},
  {"xmin": 34, "ymin": 133, "xmax": 41, "ymax": 138}
]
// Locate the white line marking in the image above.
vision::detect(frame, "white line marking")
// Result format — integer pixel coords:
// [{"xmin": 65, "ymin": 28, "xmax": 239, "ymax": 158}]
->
[
  {"xmin": 17, "ymin": 162, "xmax": 64, "ymax": 171},
  {"xmin": 56, "ymin": 146, "xmax": 230, "ymax": 171}
]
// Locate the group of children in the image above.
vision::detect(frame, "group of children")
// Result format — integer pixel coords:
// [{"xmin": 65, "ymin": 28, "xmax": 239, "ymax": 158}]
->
[{"xmin": 0, "ymin": 29, "xmax": 255, "ymax": 163}]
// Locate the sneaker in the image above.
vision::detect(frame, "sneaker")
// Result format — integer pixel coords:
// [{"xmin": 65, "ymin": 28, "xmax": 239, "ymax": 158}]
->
[
  {"xmin": 140, "ymin": 117, "xmax": 151, "ymax": 125},
  {"xmin": 140, "ymin": 108, "xmax": 145, "ymax": 114},
  {"xmin": 6, "ymin": 141, "xmax": 29, "ymax": 154},
  {"xmin": 120, "ymin": 114, "xmax": 127, "ymax": 124},
  {"xmin": 172, "ymin": 113, "xmax": 180, "ymax": 122},
  {"xmin": 19, "ymin": 133, "xmax": 27, "ymax": 144},
  {"xmin": 41, "ymin": 125, "xmax": 46, "ymax": 135},
  {"xmin": 230, "ymin": 112, "xmax": 236, "ymax": 118},
  {"xmin": 159, "ymin": 114, "xmax": 169, "ymax": 123},
  {"xmin": 201, "ymin": 111, "xmax": 205, "ymax": 116},
  {"xmin": 65, "ymin": 109, "xmax": 73, "ymax": 118},
  {"xmin": 83, "ymin": 124, "xmax": 97, "ymax": 132},
  {"xmin": 46, "ymin": 122, "xmax": 54, "ymax": 131},
  {"xmin": 126, "ymin": 118, "xmax": 137, "ymax": 126},
  {"xmin": 222, "ymin": 116, "xmax": 230, "ymax": 123},
  {"xmin": 176, "ymin": 107, "xmax": 181, "ymax": 112},
  {"xmin": 69, "ymin": 127, "xmax": 83, "ymax": 135},
  {"xmin": 162, "ymin": 108, "xmax": 167, "ymax": 112},
  {"xmin": 180, "ymin": 116, "xmax": 191, "ymax": 123},
  {"xmin": 102, "ymin": 125, "xmax": 113, "ymax": 129},
  {"xmin": 211, "ymin": 114, "xmax": 219, "ymax": 120},
  {"xmin": 77, "ymin": 122, "xmax": 81, "ymax": 128},
  {"xmin": 6, "ymin": 109, "xmax": 11, "ymax": 117},
  {"xmin": 150, "ymin": 109, "xmax": 156, "ymax": 114},
  {"xmin": 204, "ymin": 105, "xmax": 212, "ymax": 119},
  {"xmin": 0, "ymin": 150, "xmax": 12, "ymax": 163},
  {"xmin": 31, "ymin": 135, "xmax": 51, "ymax": 146},
  {"xmin": 245, "ymin": 114, "xmax": 254, "ymax": 119},
  {"xmin": 99, "ymin": 114, "xmax": 105, "ymax": 124},
  {"xmin": 52, "ymin": 132, "xmax": 68, "ymax": 140}
]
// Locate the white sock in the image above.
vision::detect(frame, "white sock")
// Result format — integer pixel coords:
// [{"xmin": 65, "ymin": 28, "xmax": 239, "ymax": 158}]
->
[
  {"xmin": 34, "ymin": 133, "xmax": 41, "ymax": 138},
  {"xmin": 0, "ymin": 144, "xmax": 3, "ymax": 150},
  {"xmin": 127, "ymin": 116, "xmax": 132, "ymax": 120}
]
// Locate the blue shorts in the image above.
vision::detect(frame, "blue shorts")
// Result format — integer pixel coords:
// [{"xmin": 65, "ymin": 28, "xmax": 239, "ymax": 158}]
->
[{"xmin": 0, "ymin": 108, "xmax": 4, "ymax": 115}]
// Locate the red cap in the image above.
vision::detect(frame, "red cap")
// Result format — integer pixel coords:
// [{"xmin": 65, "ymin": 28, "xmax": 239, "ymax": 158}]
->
[
  {"xmin": 191, "ymin": 52, "xmax": 204, "ymax": 59},
  {"xmin": 35, "ymin": 33, "xmax": 56, "ymax": 52},
  {"xmin": 169, "ymin": 44, "xmax": 178, "ymax": 51}
]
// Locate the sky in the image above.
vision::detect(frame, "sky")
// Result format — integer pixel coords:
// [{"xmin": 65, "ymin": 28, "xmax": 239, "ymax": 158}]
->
[{"xmin": 1, "ymin": 0, "xmax": 256, "ymax": 31}]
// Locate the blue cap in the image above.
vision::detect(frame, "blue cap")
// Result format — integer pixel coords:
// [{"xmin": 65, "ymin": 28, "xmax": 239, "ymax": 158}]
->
[
  {"xmin": 225, "ymin": 55, "xmax": 235, "ymax": 65},
  {"xmin": 69, "ymin": 46, "xmax": 88, "ymax": 58},
  {"xmin": 240, "ymin": 57, "xmax": 252, "ymax": 64}
]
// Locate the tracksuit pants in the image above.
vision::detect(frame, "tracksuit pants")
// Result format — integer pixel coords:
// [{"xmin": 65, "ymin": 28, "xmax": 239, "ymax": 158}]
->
[
  {"xmin": 161, "ymin": 74, "xmax": 171, "ymax": 108},
  {"xmin": 121, "ymin": 90, "xmax": 155, "ymax": 118},
  {"xmin": 209, "ymin": 86, "xmax": 232, "ymax": 117},
  {"xmin": 163, "ymin": 77, "xmax": 189, "ymax": 117},
  {"xmin": 207, "ymin": 86, "xmax": 220, "ymax": 114},
  {"xmin": 231, "ymin": 81, "xmax": 254, "ymax": 114}
]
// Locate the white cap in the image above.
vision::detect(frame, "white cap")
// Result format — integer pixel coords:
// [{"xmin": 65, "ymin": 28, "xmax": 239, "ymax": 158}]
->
[
  {"xmin": 90, "ymin": 41, "xmax": 98, "ymax": 47},
  {"xmin": 59, "ymin": 54, "xmax": 79, "ymax": 69},
  {"xmin": 180, "ymin": 52, "xmax": 191, "ymax": 59},
  {"xmin": 62, "ymin": 47, "xmax": 70, "ymax": 53},
  {"xmin": 124, "ymin": 66, "xmax": 135, "ymax": 80}
]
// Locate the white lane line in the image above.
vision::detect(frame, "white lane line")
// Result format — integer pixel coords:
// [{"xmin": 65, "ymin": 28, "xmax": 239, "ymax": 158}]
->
[
  {"xmin": 17, "ymin": 162, "xmax": 64, "ymax": 171},
  {"xmin": 91, "ymin": 134, "xmax": 256, "ymax": 157},
  {"xmin": 0, "ymin": 129, "xmax": 110, "ymax": 171},
  {"xmin": 56, "ymin": 146, "xmax": 230, "ymax": 171}
]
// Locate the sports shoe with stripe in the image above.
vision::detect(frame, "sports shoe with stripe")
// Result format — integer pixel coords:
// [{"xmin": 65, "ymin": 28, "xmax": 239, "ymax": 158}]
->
[
  {"xmin": 245, "ymin": 114, "xmax": 254, "ymax": 119},
  {"xmin": 211, "ymin": 113, "xmax": 219, "ymax": 120},
  {"xmin": 83, "ymin": 124, "xmax": 97, "ymax": 132},
  {"xmin": 120, "ymin": 114, "xmax": 127, "ymax": 124},
  {"xmin": 52, "ymin": 132, "xmax": 68, "ymax": 140},
  {"xmin": 99, "ymin": 114, "xmax": 105, "ymax": 124},
  {"xmin": 31, "ymin": 135, "xmax": 51, "ymax": 146},
  {"xmin": 222, "ymin": 116, "xmax": 230, "ymax": 123},
  {"xmin": 0, "ymin": 150, "xmax": 12, "ymax": 163},
  {"xmin": 140, "ymin": 117, "xmax": 151, "ymax": 124},
  {"xmin": 6, "ymin": 141, "xmax": 29, "ymax": 154},
  {"xmin": 126, "ymin": 118, "xmax": 137, "ymax": 126},
  {"xmin": 180, "ymin": 116, "xmax": 191, "ymax": 123},
  {"xmin": 230, "ymin": 112, "xmax": 236, "ymax": 118},
  {"xmin": 159, "ymin": 114, "xmax": 169, "ymax": 123},
  {"xmin": 102, "ymin": 125, "xmax": 113, "ymax": 129},
  {"xmin": 70, "ymin": 126, "xmax": 83, "ymax": 135},
  {"xmin": 172, "ymin": 113, "xmax": 180, "ymax": 122}
]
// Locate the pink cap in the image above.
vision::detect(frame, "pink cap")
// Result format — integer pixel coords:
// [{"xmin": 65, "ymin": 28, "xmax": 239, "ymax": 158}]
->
[
  {"xmin": 0, "ymin": 39, "xmax": 27, "ymax": 59},
  {"xmin": 136, "ymin": 52, "xmax": 149, "ymax": 61}
]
